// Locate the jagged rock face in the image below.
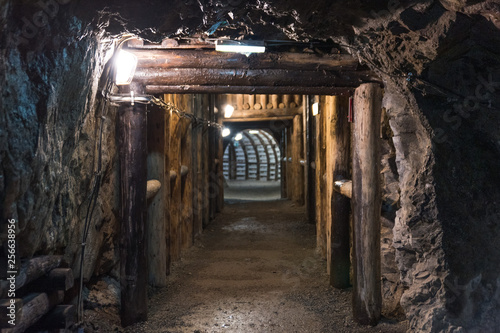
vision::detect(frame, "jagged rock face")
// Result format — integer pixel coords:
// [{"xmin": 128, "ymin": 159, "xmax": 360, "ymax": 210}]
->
[{"xmin": 1, "ymin": 0, "xmax": 499, "ymax": 331}]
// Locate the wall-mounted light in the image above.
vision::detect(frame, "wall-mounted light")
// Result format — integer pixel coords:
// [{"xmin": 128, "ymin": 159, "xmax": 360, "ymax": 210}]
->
[
  {"xmin": 222, "ymin": 127, "xmax": 231, "ymax": 137},
  {"xmin": 115, "ymin": 50, "xmax": 138, "ymax": 85},
  {"xmin": 234, "ymin": 133, "xmax": 243, "ymax": 141},
  {"xmin": 216, "ymin": 40, "xmax": 265, "ymax": 56},
  {"xmin": 312, "ymin": 102, "xmax": 319, "ymax": 116},
  {"xmin": 248, "ymin": 130, "xmax": 260, "ymax": 134},
  {"xmin": 224, "ymin": 104, "xmax": 235, "ymax": 118}
]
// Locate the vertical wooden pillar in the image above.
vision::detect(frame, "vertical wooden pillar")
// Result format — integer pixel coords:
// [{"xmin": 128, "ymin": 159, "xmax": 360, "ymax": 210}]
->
[
  {"xmin": 192, "ymin": 95, "xmax": 203, "ymax": 238},
  {"xmin": 328, "ymin": 96, "xmax": 351, "ymax": 288},
  {"xmin": 169, "ymin": 111, "xmax": 182, "ymax": 261},
  {"xmin": 291, "ymin": 114, "xmax": 304, "ymax": 205},
  {"xmin": 286, "ymin": 126, "xmax": 293, "ymax": 199},
  {"xmin": 352, "ymin": 83, "xmax": 382, "ymax": 325},
  {"xmin": 181, "ymin": 117, "xmax": 193, "ymax": 250},
  {"xmin": 147, "ymin": 104, "xmax": 169, "ymax": 287},
  {"xmin": 271, "ymin": 94, "xmax": 279, "ymax": 109},
  {"xmin": 208, "ymin": 95, "xmax": 217, "ymax": 220},
  {"xmin": 118, "ymin": 83, "xmax": 148, "ymax": 326},
  {"xmin": 315, "ymin": 98, "xmax": 327, "ymax": 258},
  {"xmin": 280, "ymin": 128, "xmax": 287, "ymax": 198},
  {"xmin": 306, "ymin": 96, "xmax": 316, "ymax": 224},
  {"xmin": 202, "ymin": 101, "xmax": 210, "ymax": 227},
  {"xmin": 217, "ymin": 111, "xmax": 224, "ymax": 212}
]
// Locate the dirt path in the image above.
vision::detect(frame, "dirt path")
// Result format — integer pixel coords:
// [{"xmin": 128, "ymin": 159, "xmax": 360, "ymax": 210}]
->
[{"xmin": 123, "ymin": 200, "xmax": 407, "ymax": 333}]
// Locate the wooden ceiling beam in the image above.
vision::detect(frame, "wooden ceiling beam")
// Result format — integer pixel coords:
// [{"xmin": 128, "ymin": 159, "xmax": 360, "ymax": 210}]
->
[
  {"xmin": 145, "ymin": 85, "xmax": 353, "ymax": 95},
  {"xmin": 130, "ymin": 49, "xmax": 359, "ymax": 71}
]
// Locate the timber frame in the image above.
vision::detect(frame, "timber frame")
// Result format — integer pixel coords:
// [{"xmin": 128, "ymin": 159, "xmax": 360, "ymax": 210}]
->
[{"xmin": 116, "ymin": 39, "xmax": 384, "ymax": 327}]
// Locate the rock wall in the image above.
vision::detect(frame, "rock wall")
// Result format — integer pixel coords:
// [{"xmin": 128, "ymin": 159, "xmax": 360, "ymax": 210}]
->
[
  {"xmin": 2, "ymin": 0, "xmax": 499, "ymax": 331},
  {"xmin": 1, "ymin": 0, "xmax": 120, "ymax": 280}
]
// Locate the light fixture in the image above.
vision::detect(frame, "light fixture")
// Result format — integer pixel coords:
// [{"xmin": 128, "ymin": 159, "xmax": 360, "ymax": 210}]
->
[
  {"xmin": 215, "ymin": 40, "xmax": 265, "ymax": 56},
  {"xmin": 224, "ymin": 104, "xmax": 235, "ymax": 118},
  {"xmin": 248, "ymin": 130, "xmax": 260, "ymax": 134},
  {"xmin": 234, "ymin": 133, "xmax": 243, "ymax": 141},
  {"xmin": 312, "ymin": 102, "xmax": 319, "ymax": 116},
  {"xmin": 222, "ymin": 128, "xmax": 231, "ymax": 137},
  {"xmin": 115, "ymin": 50, "xmax": 138, "ymax": 85}
]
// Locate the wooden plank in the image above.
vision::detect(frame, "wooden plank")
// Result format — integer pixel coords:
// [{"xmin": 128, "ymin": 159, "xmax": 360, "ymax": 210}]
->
[
  {"xmin": 291, "ymin": 114, "xmax": 304, "ymax": 204},
  {"xmin": 135, "ymin": 68, "xmax": 381, "ymax": 87},
  {"xmin": 216, "ymin": 110, "xmax": 224, "ymax": 213},
  {"xmin": 0, "ymin": 298, "xmax": 22, "ymax": 328},
  {"xmin": 208, "ymin": 95, "xmax": 217, "ymax": 220},
  {"xmin": 280, "ymin": 129, "xmax": 287, "ymax": 198},
  {"xmin": 192, "ymin": 94, "xmax": 203, "ymax": 238},
  {"xmin": 328, "ymin": 96, "xmax": 351, "ymax": 289},
  {"xmin": 118, "ymin": 85, "xmax": 148, "ymax": 326},
  {"xmin": 169, "ymin": 111, "xmax": 182, "ymax": 262},
  {"xmin": 315, "ymin": 99, "xmax": 327, "ymax": 259},
  {"xmin": 146, "ymin": 85, "xmax": 353, "ymax": 96},
  {"xmin": 352, "ymin": 83, "xmax": 382, "ymax": 325},
  {"xmin": 181, "ymin": 117, "xmax": 193, "ymax": 250},
  {"xmin": 132, "ymin": 50, "xmax": 359, "ymax": 70},
  {"xmin": 227, "ymin": 107, "xmax": 302, "ymax": 120},
  {"xmin": 147, "ymin": 103, "xmax": 169, "ymax": 286},
  {"xmin": 333, "ymin": 179, "xmax": 352, "ymax": 198}
]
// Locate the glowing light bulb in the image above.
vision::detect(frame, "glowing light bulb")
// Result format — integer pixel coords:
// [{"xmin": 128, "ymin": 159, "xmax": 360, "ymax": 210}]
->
[
  {"xmin": 248, "ymin": 130, "xmax": 260, "ymax": 134},
  {"xmin": 115, "ymin": 50, "xmax": 138, "ymax": 85},
  {"xmin": 224, "ymin": 104, "xmax": 234, "ymax": 118},
  {"xmin": 234, "ymin": 133, "xmax": 243, "ymax": 141},
  {"xmin": 222, "ymin": 128, "xmax": 231, "ymax": 137},
  {"xmin": 312, "ymin": 102, "xmax": 319, "ymax": 116}
]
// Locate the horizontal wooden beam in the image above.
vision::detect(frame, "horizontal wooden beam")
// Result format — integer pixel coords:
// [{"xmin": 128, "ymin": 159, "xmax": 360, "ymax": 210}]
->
[
  {"xmin": 333, "ymin": 179, "xmax": 352, "ymax": 199},
  {"xmin": 131, "ymin": 50, "xmax": 358, "ymax": 71},
  {"xmin": 145, "ymin": 85, "xmax": 353, "ymax": 95},
  {"xmin": 225, "ymin": 107, "xmax": 303, "ymax": 120},
  {"xmin": 134, "ymin": 68, "xmax": 380, "ymax": 88},
  {"xmin": 223, "ymin": 116, "xmax": 295, "ymax": 123}
]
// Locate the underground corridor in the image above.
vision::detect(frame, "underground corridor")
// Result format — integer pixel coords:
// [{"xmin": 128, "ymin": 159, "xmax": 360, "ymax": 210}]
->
[{"xmin": 2, "ymin": 1, "xmax": 500, "ymax": 333}]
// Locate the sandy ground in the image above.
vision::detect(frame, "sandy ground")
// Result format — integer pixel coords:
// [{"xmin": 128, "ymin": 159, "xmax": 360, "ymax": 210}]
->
[
  {"xmin": 224, "ymin": 180, "xmax": 282, "ymax": 202},
  {"xmin": 83, "ymin": 182, "xmax": 407, "ymax": 332}
]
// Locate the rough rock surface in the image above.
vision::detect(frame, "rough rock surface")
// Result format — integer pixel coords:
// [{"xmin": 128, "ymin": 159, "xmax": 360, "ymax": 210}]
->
[{"xmin": 1, "ymin": 0, "xmax": 500, "ymax": 332}]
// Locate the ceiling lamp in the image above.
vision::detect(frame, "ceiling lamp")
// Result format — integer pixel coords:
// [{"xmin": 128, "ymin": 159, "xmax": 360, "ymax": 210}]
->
[
  {"xmin": 215, "ymin": 40, "xmax": 265, "ymax": 56},
  {"xmin": 234, "ymin": 133, "xmax": 243, "ymax": 141},
  {"xmin": 222, "ymin": 128, "xmax": 231, "ymax": 137},
  {"xmin": 224, "ymin": 104, "xmax": 235, "ymax": 118},
  {"xmin": 312, "ymin": 102, "xmax": 319, "ymax": 116},
  {"xmin": 115, "ymin": 50, "xmax": 138, "ymax": 85}
]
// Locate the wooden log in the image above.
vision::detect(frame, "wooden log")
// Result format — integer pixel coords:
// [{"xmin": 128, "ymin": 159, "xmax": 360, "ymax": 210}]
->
[
  {"xmin": 236, "ymin": 94, "xmax": 244, "ymax": 110},
  {"xmin": 280, "ymin": 129, "xmax": 287, "ymax": 198},
  {"xmin": 259, "ymin": 94, "xmax": 267, "ymax": 108},
  {"xmin": 253, "ymin": 103, "xmax": 262, "ymax": 110},
  {"xmin": 286, "ymin": 127, "xmax": 293, "ymax": 199},
  {"xmin": 118, "ymin": 84, "xmax": 148, "ymax": 326},
  {"xmin": 352, "ymin": 83, "xmax": 382, "ymax": 325},
  {"xmin": 0, "ymin": 298, "xmax": 22, "ymax": 328},
  {"xmin": 267, "ymin": 102, "xmax": 273, "ymax": 109},
  {"xmin": 333, "ymin": 179, "xmax": 352, "ymax": 199},
  {"xmin": 192, "ymin": 94, "xmax": 204, "ymax": 238},
  {"xmin": 146, "ymin": 85, "xmax": 353, "ymax": 96},
  {"xmin": 0, "ymin": 256, "xmax": 62, "ymax": 298},
  {"xmin": 223, "ymin": 116, "xmax": 295, "ymax": 123},
  {"xmin": 146, "ymin": 180, "xmax": 162, "ymax": 200},
  {"xmin": 291, "ymin": 115, "xmax": 304, "ymax": 204},
  {"xmin": 315, "ymin": 101, "xmax": 327, "ymax": 258},
  {"xmin": 271, "ymin": 94, "xmax": 279, "ymax": 109},
  {"xmin": 169, "ymin": 112, "xmax": 182, "ymax": 262},
  {"xmin": 283, "ymin": 95, "xmax": 292, "ymax": 108},
  {"xmin": 147, "ymin": 101, "xmax": 169, "ymax": 285},
  {"xmin": 31, "ymin": 305, "xmax": 75, "ymax": 330},
  {"xmin": 248, "ymin": 94, "xmax": 255, "ymax": 109},
  {"xmin": 169, "ymin": 170, "xmax": 177, "ymax": 181},
  {"xmin": 181, "ymin": 116, "xmax": 194, "ymax": 250},
  {"xmin": 132, "ymin": 50, "xmax": 359, "ymax": 70},
  {"xmin": 328, "ymin": 96, "xmax": 351, "ymax": 289},
  {"xmin": 202, "ymin": 99, "xmax": 210, "ymax": 228},
  {"xmin": 208, "ymin": 95, "xmax": 217, "ymax": 220},
  {"xmin": 134, "ymin": 68, "xmax": 380, "ymax": 88},
  {"xmin": 5, "ymin": 293, "xmax": 49, "ymax": 333},
  {"xmin": 225, "ymin": 107, "xmax": 302, "ymax": 120},
  {"xmin": 30, "ymin": 268, "xmax": 74, "ymax": 292},
  {"xmin": 306, "ymin": 96, "xmax": 316, "ymax": 224},
  {"xmin": 294, "ymin": 94, "xmax": 302, "ymax": 106},
  {"xmin": 216, "ymin": 109, "xmax": 225, "ymax": 213}
]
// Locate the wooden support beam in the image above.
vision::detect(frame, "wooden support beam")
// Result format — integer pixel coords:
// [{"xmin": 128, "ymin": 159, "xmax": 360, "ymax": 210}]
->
[
  {"xmin": 352, "ymin": 83, "xmax": 382, "ymax": 325},
  {"xmin": 131, "ymin": 50, "xmax": 359, "ymax": 71},
  {"xmin": 146, "ymin": 85, "xmax": 353, "ymax": 96},
  {"xmin": 118, "ymin": 84, "xmax": 148, "ymax": 326},
  {"xmin": 208, "ymin": 95, "xmax": 217, "ymax": 220},
  {"xmin": 327, "ymin": 96, "xmax": 351, "ymax": 289},
  {"xmin": 333, "ymin": 179, "xmax": 352, "ymax": 199},
  {"xmin": 216, "ymin": 112, "xmax": 225, "ymax": 212},
  {"xmin": 6, "ymin": 293, "xmax": 49, "ymax": 333},
  {"xmin": 291, "ymin": 115, "xmax": 304, "ymax": 204},
  {"xmin": 223, "ymin": 116, "xmax": 295, "ymax": 123},
  {"xmin": 146, "ymin": 179, "xmax": 162, "ymax": 200},
  {"xmin": 169, "ymin": 111, "xmax": 182, "ymax": 262},
  {"xmin": 315, "ymin": 101, "xmax": 327, "ymax": 258},
  {"xmin": 224, "ymin": 107, "xmax": 302, "ymax": 120},
  {"xmin": 135, "ymin": 68, "xmax": 380, "ymax": 88},
  {"xmin": 280, "ymin": 129, "xmax": 287, "ymax": 198},
  {"xmin": 181, "ymin": 117, "xmax": 193, "ymax": 250},
  {"xmin": 192, "ymin": 94, "xmax": 204, "ymax": 237},
  {"xmin": 306, "ymin": 96, "xmax": 316, "ymax": 224},
  {"xmin": 0, "ymin": 298, "xmax": 22, "ymax": 328}
]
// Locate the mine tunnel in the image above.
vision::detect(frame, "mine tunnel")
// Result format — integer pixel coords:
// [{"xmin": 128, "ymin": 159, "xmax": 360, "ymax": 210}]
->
[{"xmin": 1, "ymin": 0, "xmax": 500, "ymax": 332}]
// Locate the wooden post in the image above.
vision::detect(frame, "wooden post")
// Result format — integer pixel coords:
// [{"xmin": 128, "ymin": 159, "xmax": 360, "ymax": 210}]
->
[
  {"xmin": 315, "ymin": 98, "xmax": 327, "ymax": 258},
  {"xmin": 181, "ymin": 116, "xmax": 193, "ymax": 250},
  {"xmin": 327, "ymin": 96, "xmax": 351, "ymax": 288},
  {"xmin": 271, "ymin": 94, "xmax": 279, "ymax": 109},
  {"xmin": 147, "ymin": 104, "xmax": 169, "ymax": 286},
  {"xmin": 208, "ymin": 95, "xmax": 217, "ymax": 220},
  {"xmin": 118, "ymin": 83, "xmax": 148, "ymax": 326},
  {"xmin": 280, "ymin": 128, "xmax": 287, "ymax": 198},
  {"xmin": 169, "ymin": 111, "xmax": 182, "ymax": 261},
  {"xmin": 286, "ymin": 126, "xmax": 293, "ymax": 199},
  {"xmin": 248, "ymin": 94, "xmax": 255, "ymax": 109},
  {"xmin": 292, "ymin": 114, "xmax": 304, "ymax": 205},
  {"xmin": 306, "ymin": 96, "xmax": 316, "ymax": 224},
  {"xmin": 217, "ymin": 109, "xmax": 224, "ymax": 212},
  {"xmin": 352, "ymin": 83, "xmax": 382, "ymax": 325}
]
